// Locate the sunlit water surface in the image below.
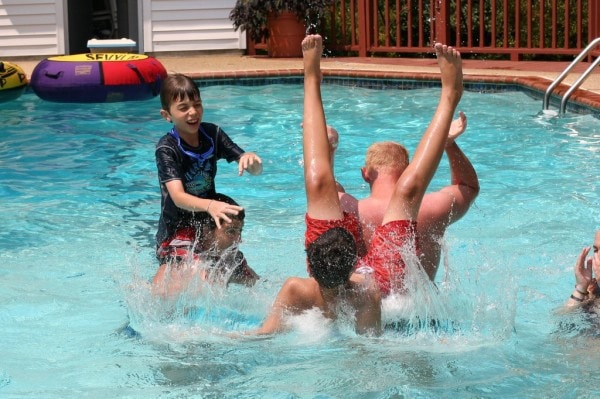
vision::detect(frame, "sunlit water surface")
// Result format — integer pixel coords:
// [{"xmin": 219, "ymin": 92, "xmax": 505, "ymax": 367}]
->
[{"xmin": 1, "ymin": 82, "xmax": 599, "ymax": 398}]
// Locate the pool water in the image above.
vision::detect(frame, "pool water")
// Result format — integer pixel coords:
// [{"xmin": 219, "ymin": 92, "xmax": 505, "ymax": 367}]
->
[{"xmin": 1, "ymin": 82, "xmax": 599, "ymax": 398}]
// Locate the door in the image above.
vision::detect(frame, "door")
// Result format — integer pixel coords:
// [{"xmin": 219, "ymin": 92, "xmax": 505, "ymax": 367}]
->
[{"xmin": 67, "ymin": 0, "xmax": 139, "ymax": 54}]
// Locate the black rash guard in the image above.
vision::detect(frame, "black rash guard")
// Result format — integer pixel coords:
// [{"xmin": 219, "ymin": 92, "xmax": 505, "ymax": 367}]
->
[{"xmin": 155, "ymin": 122, "xmax": 244, "ymax": 246}]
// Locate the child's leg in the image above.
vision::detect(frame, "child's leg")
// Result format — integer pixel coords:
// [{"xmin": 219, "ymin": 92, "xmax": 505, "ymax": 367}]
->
[
  {"xmin": 383, "ymin": 43, "xmax": 464, "ymax": 224},
  {"xmin": 302, "ymin": 35, "xmax": 343, "ymax": 220}
]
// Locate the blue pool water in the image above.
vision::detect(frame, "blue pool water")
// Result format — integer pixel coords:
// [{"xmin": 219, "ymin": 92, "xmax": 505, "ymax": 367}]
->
[{"xmin": 1, "ymin": 82, "xmax": 599, "ymax": 398}]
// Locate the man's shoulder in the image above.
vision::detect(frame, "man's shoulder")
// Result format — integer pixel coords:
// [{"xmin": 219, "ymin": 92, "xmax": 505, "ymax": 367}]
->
[
  {"xmin": 279, "ymin": 277, "xmax": 322, "ymax": 308},
  {"xmin": 283, "ymin": 276, "xmax": 317, "ymax": 290}
]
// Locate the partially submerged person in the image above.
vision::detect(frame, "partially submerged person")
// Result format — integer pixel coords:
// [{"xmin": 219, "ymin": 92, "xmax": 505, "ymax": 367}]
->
[
  {"xmin": 338, "ymin": 111, "xmax": 479, "ymax": 280},
  {"xmin": 155, "ymin": 73, "xmax": 263, "ymax": 273},
  {"xmin": 552, "ymin": 231, "xmax": 600, "ymax": 338},
  {"xmin": 153, "ymin": 193, "xmax": 259, "ymax": 300},
  {"xmin": 251, "ymin": 34, "xmax": 464, "ymax": 335},
  {"xmin": 566, "ymin": 230, "xmax": 600, "ymax": 307}
]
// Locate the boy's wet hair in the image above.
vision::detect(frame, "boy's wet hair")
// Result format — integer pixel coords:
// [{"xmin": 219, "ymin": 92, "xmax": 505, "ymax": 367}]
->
[
  {"xmin": 160, "ymin": 73, "xmax": 201, "ymax": 110},
  {"xmin": 306, "ymin": 227, "xmax": 357, "ymax": 288},
  {"xmin": 196, "ymin": 193, "xmax": 245, "ymax": 230}
]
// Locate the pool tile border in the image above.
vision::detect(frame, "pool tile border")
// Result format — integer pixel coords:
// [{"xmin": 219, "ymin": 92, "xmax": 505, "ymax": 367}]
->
[{"xmin": 188, "ymin": 69, "xmax": 600, "ymax": 116}]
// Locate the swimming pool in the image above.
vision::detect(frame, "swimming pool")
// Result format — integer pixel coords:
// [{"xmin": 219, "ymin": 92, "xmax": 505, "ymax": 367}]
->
[{"xmin": 1, "ymin": 81, "xmax": 599, "ymax": 398}]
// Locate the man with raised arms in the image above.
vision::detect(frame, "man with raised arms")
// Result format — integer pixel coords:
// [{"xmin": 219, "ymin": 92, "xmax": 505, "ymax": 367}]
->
[
  {"xmin": 339, "ymin": 111, "xmax": 479, "ymax": 281},
  {"xmin": 252, "ymin": 34, "xmax": 464, "ymax": 335}
]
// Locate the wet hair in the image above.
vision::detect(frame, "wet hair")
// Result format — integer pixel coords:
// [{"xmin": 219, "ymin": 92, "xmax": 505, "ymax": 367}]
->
[
  {"xmin": 365, "ymin": 141, "xmax": 409, "ymax": 173},
  {"xmin": 190, "ymin": 193, "xmax": 245, "ymax": 233},
  {"xmin": 160, "ymin": 73, "xmax": 201, "ymax": 110},
  {"xmin": 306, "ymin": 227, "xmax": 358, "ymax": 288},
  {"xmin": 205, "ymin": 193, "xmax": 245, "ymax": 229}
]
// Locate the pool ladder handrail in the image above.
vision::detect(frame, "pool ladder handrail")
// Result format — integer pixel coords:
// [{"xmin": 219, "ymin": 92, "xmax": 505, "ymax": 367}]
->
[{"xmin": 542, "ymin": 36, "xmax": 600, "ymax": 114}]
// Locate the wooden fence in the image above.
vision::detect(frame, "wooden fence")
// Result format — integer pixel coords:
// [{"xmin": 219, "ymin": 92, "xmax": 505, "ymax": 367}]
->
[{"xmin": 248, "ymin": 0, "xmax": 600, "ymax": 61}]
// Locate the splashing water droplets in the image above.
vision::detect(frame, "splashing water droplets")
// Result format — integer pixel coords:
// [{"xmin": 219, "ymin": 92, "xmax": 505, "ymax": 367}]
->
[{"xmin": 304, "ymin": 18, "xmax": 332, "ymax": 58}]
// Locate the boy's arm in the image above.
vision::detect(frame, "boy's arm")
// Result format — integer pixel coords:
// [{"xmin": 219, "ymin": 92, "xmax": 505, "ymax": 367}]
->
[
  {"xmin": 251, "ymin": 278, "xmax": 309, "ymax": 335},
  {"xmin": 355, "ymin": 299, "xmax": 382, "ymax": 336},
  {"xmin": 165, "ymin": 180, "xmax": 215, "ymax": 213},
  {"xmin": 351, "ymin": 273, "xmax": 383, "ymax": 336},
  {"xmin": 156, "ymin": 144, "xmax": 219, "ymax": 217},
  {"xmin": 165, "ymin": 180, "xmax": 241, "ymax": 229}
]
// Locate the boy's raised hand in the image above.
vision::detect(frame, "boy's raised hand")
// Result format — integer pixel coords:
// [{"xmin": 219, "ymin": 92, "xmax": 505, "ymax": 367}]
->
[{"xmin": 238, "ymin": 152, "xmax": 263, "ymax": 176}]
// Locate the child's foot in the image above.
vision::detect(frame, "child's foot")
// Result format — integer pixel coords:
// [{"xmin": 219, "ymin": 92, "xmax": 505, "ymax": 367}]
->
[
  {"xmin": 434, "ymin": 43, "xmax": 463, "ymax": 106},
  {"xmin": 302, "ymin": 34, "xmax": 323, "ymax": 80}
]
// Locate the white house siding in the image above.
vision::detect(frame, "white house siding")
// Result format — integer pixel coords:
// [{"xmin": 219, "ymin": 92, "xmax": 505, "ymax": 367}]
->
[
  {"xmin": 0, "ymin": 0, "xmax": 64, "ymax": 57},
  {"xmin": 142, "ymin": 0, "xmax": 245, "ymax": 53}
]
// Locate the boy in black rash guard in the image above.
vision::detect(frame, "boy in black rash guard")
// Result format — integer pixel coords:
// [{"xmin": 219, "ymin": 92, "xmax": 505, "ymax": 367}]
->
[{"xmin": 155, "ymin": 73, "xmax": 262, "ymax": 274}]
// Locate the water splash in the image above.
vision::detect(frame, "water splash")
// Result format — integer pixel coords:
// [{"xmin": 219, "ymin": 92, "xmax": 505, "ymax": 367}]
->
[
  {"xmin": 382, "ymin": 239, "xmax": 455, "ymax": 335},
  {"xmin": 373, "ymin": 235, "xmax": 518, "ymax": 344},
  {"xmin": 304, "ymin": 6, "xmax": 333, "ymax": 58},
  {"xmin": 122, "ymin": 247, "xmax": 266, "ymax": 342}
]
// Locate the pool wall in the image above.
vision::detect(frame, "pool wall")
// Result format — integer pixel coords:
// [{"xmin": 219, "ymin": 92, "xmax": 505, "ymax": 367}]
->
[{"xmin": 187, "ymin": 70, "xmax": 600, "ymax": 117}]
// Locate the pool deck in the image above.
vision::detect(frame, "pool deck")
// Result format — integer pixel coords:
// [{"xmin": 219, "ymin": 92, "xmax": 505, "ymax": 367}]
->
[{"xmin": 14, "ymin": 52, "xmax": 600, "ymax": 111}]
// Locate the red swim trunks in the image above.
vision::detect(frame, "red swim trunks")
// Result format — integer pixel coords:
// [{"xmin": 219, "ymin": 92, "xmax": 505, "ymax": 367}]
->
[
  {"xmin": 304, "ymin": 212, "xmax": 361, "ymax": 275},
  {"xmin": 357, "ymin": 220, "xmax": 418, "ymax": 296},
  {"xmin": 156, "ymin": 226, "xmax": 255, "ymax": 283},
  {"xmin": 156, "ymin": 227, "xmax": 198, "ymax": 263}
]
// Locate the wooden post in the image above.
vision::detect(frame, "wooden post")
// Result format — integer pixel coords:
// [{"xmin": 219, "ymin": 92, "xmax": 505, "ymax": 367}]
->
[
  {"xmin": 589, "ymin": 0, "xmax": 600, "ymax": 60},
  {"xmin": 434, "ymin": 0, "xmax": 449, "ymax": 45},
  {"xmin": 358, "ymin": 0, "xmax": 368, "ymax": 56},
  {"xmin": 590, "ymin": 0, "xmax": 600, "ymax": 41}
]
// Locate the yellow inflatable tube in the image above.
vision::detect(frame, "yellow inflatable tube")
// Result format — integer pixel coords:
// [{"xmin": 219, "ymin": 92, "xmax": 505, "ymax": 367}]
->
[{"xmin": 0, "ymin": 61, "xmax": 28, "ymax": 102}]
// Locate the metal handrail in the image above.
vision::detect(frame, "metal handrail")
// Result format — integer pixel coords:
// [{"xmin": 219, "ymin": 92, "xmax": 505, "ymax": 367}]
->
[
  {"xmin": 560, "ymin": 56, "xmax": 600, "ymax": 114},
  {"xmin": 543, "ymin": 37, "xmax": 600, "ymax": 114}
]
